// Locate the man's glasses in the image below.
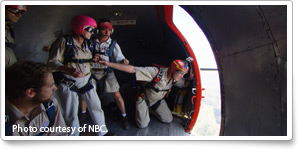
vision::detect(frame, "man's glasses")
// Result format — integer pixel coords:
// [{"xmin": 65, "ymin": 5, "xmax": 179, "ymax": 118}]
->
[
  {"xmin": 84, "ymin": 26, "xmax": 96, "ymax": 33},
  {"xmin": 7, "ymin": 9, "xmax": 24, "ymax": 15}
]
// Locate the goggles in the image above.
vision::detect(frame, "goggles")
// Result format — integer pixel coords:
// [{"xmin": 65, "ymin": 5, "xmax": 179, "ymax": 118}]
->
[
  {"xmin": 7, "ymin": 9, "xmax": 25, "ymax": 15},
  {"xmin": 176, "ymin": 70, "xmax": 186, "ymax": 76},
  {"xmin": 84, "ymin": 26, "xmax": 96, "ymax": 33}
]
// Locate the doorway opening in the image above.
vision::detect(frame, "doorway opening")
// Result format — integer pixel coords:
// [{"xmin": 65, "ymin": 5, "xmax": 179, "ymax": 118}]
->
[{"xmin": 173, "ymin": 5, "xmax": 221, "ymax": 136}]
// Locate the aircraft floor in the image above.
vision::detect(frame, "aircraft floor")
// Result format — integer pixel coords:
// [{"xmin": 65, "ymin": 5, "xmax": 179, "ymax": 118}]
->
[{"xmin": 79, "ymin": 106, "xmax": 190, "ymax": 136}]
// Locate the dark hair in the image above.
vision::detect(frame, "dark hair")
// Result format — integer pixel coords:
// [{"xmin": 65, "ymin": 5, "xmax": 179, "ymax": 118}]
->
[{"xmin": 5, "ymin": 61, "xmax": 52, "ymax": 100}]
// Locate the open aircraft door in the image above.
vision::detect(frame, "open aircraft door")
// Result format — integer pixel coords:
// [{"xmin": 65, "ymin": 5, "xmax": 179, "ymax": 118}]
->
[{"xmin": 156, "ymin": 5, "xmax": 202, "ymax": 133}]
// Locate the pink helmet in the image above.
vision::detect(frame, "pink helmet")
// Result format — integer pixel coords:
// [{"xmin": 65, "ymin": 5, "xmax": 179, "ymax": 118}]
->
[
  {"xmin": 169, "ymin": 59, "xmax": 189, "ymax": 74},
  {"xmin": 71, "ymin": 15, "xmax": 97, "ymax": 35},
  {"xmin": 6, "ymin": 5, "xmax": 28, "ymax": 11}
]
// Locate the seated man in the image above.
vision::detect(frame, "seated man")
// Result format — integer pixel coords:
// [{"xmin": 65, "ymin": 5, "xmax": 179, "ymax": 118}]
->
[
  {"xmin": 95, "ymin": 56, "xmax": 190, "ymax": 128},
  {"xmin": 5, "ymin": 61, "xmax": 68, "ymax": 136}
]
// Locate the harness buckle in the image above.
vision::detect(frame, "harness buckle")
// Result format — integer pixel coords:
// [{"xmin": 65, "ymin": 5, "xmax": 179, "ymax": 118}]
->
[
  {"xmin": 66, "ymin": 81, "xmax": 75, "ymax": 87},
  {"xmin": 61, "ymin": 78, "xmax": 75, "ymax": 88}
]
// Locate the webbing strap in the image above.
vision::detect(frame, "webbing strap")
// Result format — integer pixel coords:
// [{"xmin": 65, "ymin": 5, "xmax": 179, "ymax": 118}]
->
[
  {"xmin": 35, "ymin": 101, "xmax": 56, "ymax": 136},
  {"xmin": 145, "ymin": 67, "xmax": 170, "ymax": 92},
  {"xmin": 68, "ymin": 58, "xmax": 92, "ymax": 64},
  {"xmin": 108, "ymin": 40, "xmax": 117, "ymax": 62},
  {"xmin": 63, "ymin": 35, "xmax": 75, "ymax": 65},
  {"xmin": 62, "ymin": 36, "xmax": 94, "ymax": 65},
  {"xmin": 139, "ymin": 93, "xmax": 162, "ymax": 111},
  {"xmin": 150, "ymin": 100, "xmax": 162, "ymax": 111},
  {"xmin": 60, "ymin": 75, "xmax": 94, "ymax": 94}
]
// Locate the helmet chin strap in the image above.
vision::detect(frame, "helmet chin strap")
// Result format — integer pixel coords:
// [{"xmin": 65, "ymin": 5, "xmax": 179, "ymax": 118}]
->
[
  {"xmin": 170, "ymin": 73, "xmax": 179, "ymax": 84},
  {"xmin": 171, "ymin": 73, "xmax": 175, "ymax": 80},
  {"xmin": 168, "ymin": 68, "xmax": 175, "ymax": 80}
]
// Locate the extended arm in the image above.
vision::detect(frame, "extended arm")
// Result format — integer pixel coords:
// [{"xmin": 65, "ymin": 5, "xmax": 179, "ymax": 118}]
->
[{"xmin": 94, "ymin": 54, "xmax": 135, "ymax": 73}]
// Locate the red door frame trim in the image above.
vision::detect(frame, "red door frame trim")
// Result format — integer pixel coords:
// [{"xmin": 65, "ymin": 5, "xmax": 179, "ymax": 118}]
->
[{"xmin": 162, "ymin": 5, "xmax": 202, "ymax": 133}]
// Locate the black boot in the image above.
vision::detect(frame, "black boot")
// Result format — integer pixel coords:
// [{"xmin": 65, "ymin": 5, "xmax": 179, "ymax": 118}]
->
[{"xmin": 121, "ymin": 116, "xmax": 130, "ymax": 130}]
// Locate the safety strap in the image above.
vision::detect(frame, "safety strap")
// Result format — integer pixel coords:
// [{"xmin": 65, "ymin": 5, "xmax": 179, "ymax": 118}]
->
[
  {"xmin": 92, "ymin": 40, "xmax": 117, "ymax": 73},
  {"xmin": 108, "ymin": 40, "xmax": 117, "ymax": 63},
  {"xmin": 145, "ymin": 66, "xmax": 172, "ymax": 93},
  {"xmin": 103, "ymin": 40, "xmax": 117, "ymax": 73},
  {"xmin": 61, "ymin": 35, "xmax": 94, "ymax": 65},
  {"xmin": 150, "ymin": 100, "xmax": 162, "ymax": 111},
  {"xmin": 145, "ymin": 66, "xmax": 163, "ymax": 90},
  {"xmin": 35, "ymin": 101, "xmax": 56, "ymax": 136},
  {"xmin": 135, "ymin": 66, "xmax": 173, "ymax": 109},
  {"xmin": 90, "ymin": 39, "xmax": 116, "ymax": 73},
  {"xmin": 60, "ymin": 75, "xmax": 94, "ymax": 94},
  {"xmin": 77, "ymin": 79, "xmax": 94, "ymax": 94},
  {"xmin": 104, "ymin": 67, "xmax": 113, "ymax": 73},
  {"xmin": 42, "ymin": 101, "xmax": 56, "ymax": 123},
  {"xmin": 139, "ymin": 93, "xmax": 149, "ymax": 106},
  {"xmin": 68, "ymin": 58, "xmax": 92, "ymax": 64},
  {"xmin": 92, "ymin": 39, "xmax": 117, "ymax": 61},
  {"xmin": 62, "ymin": 35, "xmax": 75, "ymax": 65},
  {"xmin": 138, "ymin": 93, "xmax": 162, "ymax": 111},
  {"xmin": 5, "ymin": 101, "xmax": 56, "ymax": 136}
]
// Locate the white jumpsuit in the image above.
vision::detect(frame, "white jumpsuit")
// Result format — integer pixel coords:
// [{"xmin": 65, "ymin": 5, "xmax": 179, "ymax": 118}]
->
[{"xmin": 48, "ymin": 36, "xmax": 108, "ymax": 136}]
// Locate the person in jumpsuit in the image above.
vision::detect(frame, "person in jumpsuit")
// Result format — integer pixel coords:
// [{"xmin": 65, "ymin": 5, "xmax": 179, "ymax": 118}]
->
[
  {"xmin": 48, "ymin": 15, "xmax": 113, "ymax": 136},
  {"xmin": 5, "ymin": 5, "xmax": 28, "ymax": 67},
  {"xmin": 90, "ymin": 18, "xmax": 130, "ymax": 130},
  {"xmin": 94, "ymin": 57, "xmax": 189, "ymax": 128}
]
